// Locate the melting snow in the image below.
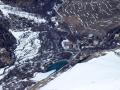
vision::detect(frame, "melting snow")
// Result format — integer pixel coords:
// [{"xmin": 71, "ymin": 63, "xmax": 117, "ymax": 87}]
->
[
  {"xmin": 0, "ymin": 65, "xmax": 15, "ymax": 80},
  {"xmin": 0, "ymin": 86, "xmax": 2, "ymax": 90},
  {"xmin": 0, "ymin": 1, "xmax": 46, "ymax": 23},
  {"xmin": 61, "ymin": 39, "xmax": 71, "ymax": 50},
  {"xmin": 10, "ymin": 29, "xmax": 41, "ymax": 62},
  {"xmin": 41, "ymin": 50, "xmax": 120, "ymax": 90},
  {"xmin": 31, "ymin": 70, "xmax": 55, "ymax": 82},
  {"xmin": 0, "ymin": 68, "xmax": 4, "ymax": 75}
]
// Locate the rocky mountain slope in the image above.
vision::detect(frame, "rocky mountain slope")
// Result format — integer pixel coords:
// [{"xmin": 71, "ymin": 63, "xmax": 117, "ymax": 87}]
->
[{"xmin": 0, "ymin": 0, "xmax": 120, "ymax": 90}]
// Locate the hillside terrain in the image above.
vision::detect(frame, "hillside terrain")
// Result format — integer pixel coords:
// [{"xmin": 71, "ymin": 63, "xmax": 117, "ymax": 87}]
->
[{"xmin": 0, "ymin": 0, "xmax": 120, "ymax": 90}]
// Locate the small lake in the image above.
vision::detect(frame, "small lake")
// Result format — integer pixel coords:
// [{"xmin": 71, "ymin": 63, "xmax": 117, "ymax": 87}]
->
[{"xmin": 45, "ymin": 60, "xmax": 68, "ymax": 72}]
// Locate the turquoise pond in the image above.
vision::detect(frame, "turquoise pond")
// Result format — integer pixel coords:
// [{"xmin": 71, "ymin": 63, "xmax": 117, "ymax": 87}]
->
[{"xmin": 46, "ymin": 61, "xmax": 68, "ymax": 72}]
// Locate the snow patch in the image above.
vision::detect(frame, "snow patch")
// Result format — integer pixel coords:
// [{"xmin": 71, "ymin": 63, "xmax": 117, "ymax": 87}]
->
[
  {"xmin": 10, "ymin": 29, "xmax": 41, "ymax": 62},
  {"xmin": 31, "ymin": 70, "xmax": 55, "ymax": 82},
  {"xmin": 0, "ymin": 85, "xmax": 2, "ymax": 90},
  {"xmin": 0, "ymin": 1, "xmax": 46, "ymax": 23},
  {"xmin": 61, "ymin": 39, "xmax": 72, "ymax": 50},
  {"xmin": 0, "ymin": 65, "xmax": 15, "ymax": 80},
  {"xmin": 51, "ymin": 17, "xmax": 59, "ymax": 26},
  {"xmin": 0, "ymin": 68, "xmax": 5, "ymax": 75}
]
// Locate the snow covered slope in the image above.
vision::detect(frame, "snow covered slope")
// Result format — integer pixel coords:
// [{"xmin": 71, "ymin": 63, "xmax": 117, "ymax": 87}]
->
[{"xmin": 40, "ymin": 50, "xmax": 120, "ymax": 90}]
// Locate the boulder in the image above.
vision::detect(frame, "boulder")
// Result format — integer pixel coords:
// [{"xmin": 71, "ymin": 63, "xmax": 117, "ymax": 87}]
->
[
  {"xmin": 0, "ymin": 16, "xmax": 16, "ymax": 50},
  {"xmin": 0, "ymin": 15, "xmax": 16, "ymax": 68}
]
